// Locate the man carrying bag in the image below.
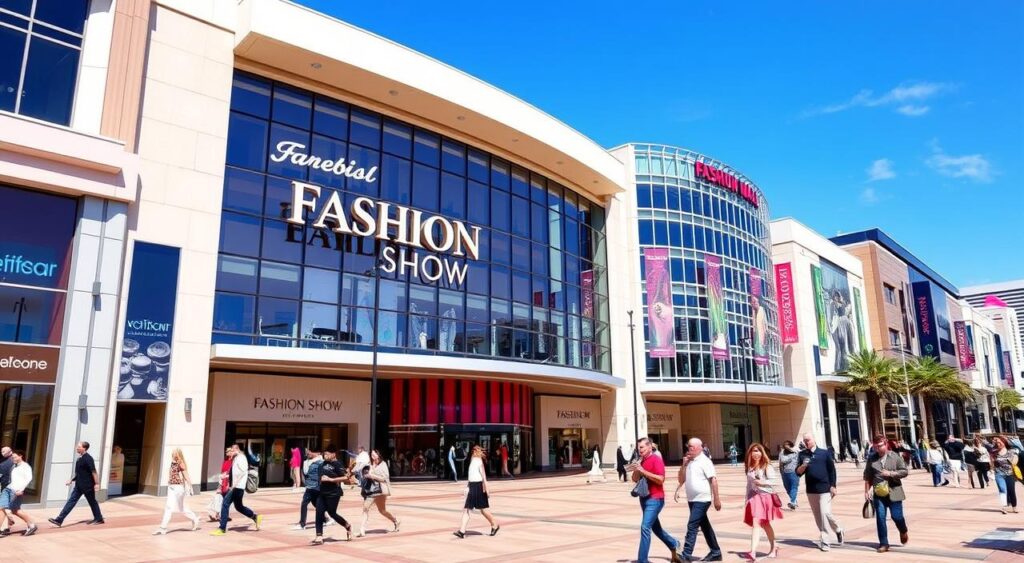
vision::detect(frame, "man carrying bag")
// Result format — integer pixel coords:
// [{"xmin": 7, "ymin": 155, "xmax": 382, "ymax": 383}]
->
[{"xmin": 863, "ymin": 435, "xmax": 909, "ymax": 553}]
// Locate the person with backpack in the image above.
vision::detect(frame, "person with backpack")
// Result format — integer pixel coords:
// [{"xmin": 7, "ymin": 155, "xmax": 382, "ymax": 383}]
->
[
  {"xmin": 863, "ymin": 435, "xmax": 909, "ymax": 553},
  {"xmin": 210, "ymin": 444, "xmax": 261, "ymax": 536}
]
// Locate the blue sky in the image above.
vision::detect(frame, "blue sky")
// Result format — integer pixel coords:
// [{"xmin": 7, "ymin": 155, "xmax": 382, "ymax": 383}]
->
[{"xmin": 299, "ymin": 1, "xmax": 1024, "ymax": 289}]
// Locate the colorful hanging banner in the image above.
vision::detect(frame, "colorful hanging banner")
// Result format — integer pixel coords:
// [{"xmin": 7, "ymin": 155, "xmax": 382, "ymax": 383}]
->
[
  {"xmin": 750, "ymin": 268, "xmax": 769, "ymax": 365},
  {"xmin": 774, "ymin": 263, "xmax": 798, "ymax": 344},
  {"xmin": 953, "ymin": 320, "xmax": 976, "ymax": 370},
  {"xmin": 810, "ymin": 265, "xmax": 829, "ymax": 349},
  {"xmin": 1004, "ymin": 351, "xmax": 1015, "ymax": 388},
  {"xmin": 707, "ymin": 255, "xmax": 730, "ymax": 360},
  {"xmin": 853, "ymin": 287, "xmax": 867, "ymax": 352},
  {"xmin": 643, "ymin": 248, "xmax": 676, "ymax": 358},
  {"xmin": 911, "ymin": 281, "xmax": 941, "ymax": 359}
]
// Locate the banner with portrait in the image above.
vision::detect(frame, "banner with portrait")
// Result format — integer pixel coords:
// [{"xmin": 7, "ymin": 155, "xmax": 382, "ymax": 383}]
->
[
  {"xmin": 814, "ymin": 261, "xmax": 858, "ymax": 374},
  {"xmin": 643, "ymin": 248, "xmax": 675, "ymax": 358},
  {"xmin": 749, "ymin": 268, "xmax": 768, "ymax": 365},
  {"xmin": 706, "ymin": 255, "xmax": 729, "ymax": 360}
]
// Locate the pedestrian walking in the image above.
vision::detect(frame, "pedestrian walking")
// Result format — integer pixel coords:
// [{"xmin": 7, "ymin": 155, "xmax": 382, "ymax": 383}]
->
[
  {"xmin": 0, "ymin": 450, "xmax": 36, "ymax": 536},
  {"xmin": 848, "ymin": 439, "xmax": 861, "ymax": 468},
  {"xmin": 905, "ymin": 439, "xmax": 923, "ymax": 470},
  {"xmin": 500, "ymin": 442, "xmax": 512, "ymax": 478},
  {"xmin": 358, "ymin": 449, "xmax": 399, "ymax": 536},
  {"xmin": 354, "ymin": 445, "xmax": 370, "ymax": 486},
  {"xmin": 448, "ymin": 444, "xmax": 458, "ymax": 482},
  {"xmin": 941, "ymin": 436, "xmax": 965, "ymax": 488},
  {"xmin": 863, "ymin": 435, "xmax": 910, "ymax": 553},
  {"xmin": 153, "ymin": 448, "xmax": 200, "ymax": 534},
  {"xmin": 624, "ymin": 437, "xmax": 682, "ymax": 563},
  {"xmin": 796, "ymin": 433, "xmax": 844, "ymax": 552},
  {"xmin": 290, "ymin": 444, "xmax": 302, "ymax": 491},
  {"xmin": 453, "ymin": 445, "xmax": 500, "ymax": 539},
  {"xmin": 991, "ymin": 436, "xmax": 1019, "ymax": 514},
  {"xmin": 674, "ymin": 437, "xmax": 723, "ymax": 562},
  {"xmin": 972, "ymin": 437, "xmax": 991, "ymax": 489},
  {"xmin": 728, "ymin": 444, "xmax": 739, "ymax": 467},
  {"xmin": 210, "ymin": 444, "xmax": 261, "ymax": 536},
  {"xmin": 587, "ymin": 445, "xmax": 607, "ymax": 484},
  {"xmin": 48, "ymin": 441, "xmax": 104, "ymax": 527},
  {"xmin": 964, "ymin": 439, "xmax": 980, "ymax": 489},
  {"xmin": 778, "ymin": 441, "xmax": 800, "ymax": 509},
  {"xmin": 312, "ymin": 445, "xmax": 353, "ymax": 544},
  {"xmin": 0, "ymin": 446, "xmax": 16, "ymax": 529},
  {"xmin": 742, "ymin": 443, "xmax": 782, "ymax": 560},
  {"xmin": 208, "ymin": 448, "xmax": 233, "ymax": 522},
  {"xmin": 616, "ymin": 446, "xmax": 628, "ymax": 482},
  {"xmin": 293, "ymin": 446, "xmax": 324, "ymax": 530}
]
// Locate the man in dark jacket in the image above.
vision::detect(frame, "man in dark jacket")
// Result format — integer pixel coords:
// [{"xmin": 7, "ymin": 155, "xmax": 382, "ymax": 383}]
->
[
  {"xmin": 616, "ymin": 446, "xmax": 628, "ymax": 482},
  {"xmin": 863, "ymin": 434, "xmax": 910, "ymax": 553},
  {"xmin": 796, "ymin": 433, "xmax": 844, "ymax": 552},
  {"xmin": 0, "ymin": 447, "xmax": 14, "ymax": 527},
  {"xmin": 48, "ymin": 441, "xmax": 104, "ymax": 527}
]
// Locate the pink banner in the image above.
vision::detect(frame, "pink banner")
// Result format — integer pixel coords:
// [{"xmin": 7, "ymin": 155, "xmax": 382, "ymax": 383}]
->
[
  {"xmin": 774, "ymin": 263, "xmax": 799, "ymax": 344},
  {"xmin": 750, "ymin": 268, "xmax": 769, "ymax": 366},
  {"xmin": 953, "ymin": 321, "xmax": 975, "ymax": 370},
  {"xmin": 706, "ymin": 255, "xmax": 729, "ymax": 360},
  {"xmin": 644, "ymin": 248, "xmax": 675, "ymax": 358},
  {"xmin": 1004, "ymin": 351, "xmax": 1015, "ymax": 388}
]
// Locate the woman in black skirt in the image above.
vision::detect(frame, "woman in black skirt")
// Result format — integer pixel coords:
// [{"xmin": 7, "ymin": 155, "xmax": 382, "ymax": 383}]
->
[{"xmin": 453, "ymin": 445, "xmax": 500, "ymax": 538}]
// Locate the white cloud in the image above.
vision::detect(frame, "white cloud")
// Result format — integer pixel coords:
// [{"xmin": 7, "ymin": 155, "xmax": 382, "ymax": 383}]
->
[
  {"xmin": 926, "ymin": 141, "xmax": 992, "ymax": 183},
  {"xmin": 804, "ymin": 81, "xmax": 952, "ymax": 117},
  {"xmin": 859, "ymin": 187, "xmax": 880, "ymax": 204},
  {"xmin": 866, "ymin": 158, "xmax": 896, "ymax": 181}
]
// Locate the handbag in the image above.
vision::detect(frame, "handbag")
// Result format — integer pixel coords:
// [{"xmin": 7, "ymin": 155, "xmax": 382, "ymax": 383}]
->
[
  {"xmin": 770, "ymin": 492, "xmax": 783, "ymax": 508},
  {"xmin": 361, "ymin": 475, "xmax": 382, "ymax": 498},
  {"xmin": 1014, "ymin": 465, "xmax": 1023, "ymax": 482},
  {"xmin": 873, "ymin": 481, "xmax": 890, "ymax": 498},
  {"xmin": 862, "ymin": 499, "xmax": 875, "ymax": 519},
  {"xmin": 630, "ymin": 476, "xmax": 650, "ymax": 498}
]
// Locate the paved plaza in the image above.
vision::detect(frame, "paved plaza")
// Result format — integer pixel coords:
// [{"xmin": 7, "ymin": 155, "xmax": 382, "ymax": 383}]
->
[{"xmin": 4, "ymin": 462, "xmax": 1023, "ymax": 562}]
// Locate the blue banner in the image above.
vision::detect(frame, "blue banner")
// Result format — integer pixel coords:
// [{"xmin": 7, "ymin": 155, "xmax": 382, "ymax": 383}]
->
[
  {"xmin": 911, "ymin": 281, "xmax": 940, "ymax": 359},
  {"xmin": 118, "ymin": 242, "xmax": 180, "ymax": 401}
]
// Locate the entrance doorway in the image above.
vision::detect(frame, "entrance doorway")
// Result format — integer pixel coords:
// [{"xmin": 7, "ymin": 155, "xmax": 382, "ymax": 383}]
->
[
  {"xmin": 390, "ymin": 423, "xmax": 531, "ymax": 479},
  {"xmin": 549, "ymin": 428, "xmax": 590, "ymax": 469},
  {"xmin": 110, "ymin": 403, "xmax": 156, "ymax": 497},
  {"xmin": 649, "ymin": 431, "xmax": 670, "ymax": 460},
  {"xmin": 225, "ymin": 422, "xmax": 348, "ymax": 487}
]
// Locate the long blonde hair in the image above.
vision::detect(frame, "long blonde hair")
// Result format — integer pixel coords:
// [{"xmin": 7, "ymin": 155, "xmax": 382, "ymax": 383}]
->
[{"xmin": 172, "ymin": 447, "xmax": 188, "ymax": 470}]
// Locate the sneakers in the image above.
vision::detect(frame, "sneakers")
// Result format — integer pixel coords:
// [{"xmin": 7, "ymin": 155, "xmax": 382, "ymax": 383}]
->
[
  {"xmin": 253, "ymin": 514, "xmax": 263, "ymax": 531},
  {"xmin": 836, "ymin": 529, "xmax": 845, "ymax": 545},
  {"xmin": 47, "ymin": 518, "xmax": 62, "ymax": 528},
  {"xmin": 86, "ymin": 519, "xmax": 105, "ymax": 525},
  {"xmin": 394, "ymin": 518, "xmax": 401, "ymax": 532},
  {"xmin": 23, "ymin": 525, "xmax": 37, "ymax": 537},
  {"xmin": 210, "ymin": 529, "xmax": 226, "ymax": 536},
  {"xmin": 355, "ymin": 529, "xmax": 366, "ymax": 538},
  {"xmin": 191, "ymin": 519, "xmax": 200, "ymax": 531},
  {"xmin": 291, "ymin": 524, "xmax": 306, "ymax": 531},
  {"xmin": 787, "ymin": 502, "xmax": 796, "ymax": 510},
  {"xmin": 152, "ymin": 528, "xmax": 167, "ymax": 535},
  {"xmin": 877, "ymin": 545, "xmax": 890, "ymax": 553}
]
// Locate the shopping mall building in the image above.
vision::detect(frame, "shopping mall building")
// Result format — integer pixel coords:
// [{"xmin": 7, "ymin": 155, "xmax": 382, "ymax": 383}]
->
[{"xmin": 1, "ymin": 0, "xmax": 817, "ymax": 505}]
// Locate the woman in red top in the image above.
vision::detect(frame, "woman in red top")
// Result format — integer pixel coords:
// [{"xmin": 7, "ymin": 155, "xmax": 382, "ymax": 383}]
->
[
  {"xmin": 207, "ymin": 448, "xmax": 233, "ymax": 522},
  {"xmin": 290, "ymin": 446, "xmax": 302, "ymax": 490}
]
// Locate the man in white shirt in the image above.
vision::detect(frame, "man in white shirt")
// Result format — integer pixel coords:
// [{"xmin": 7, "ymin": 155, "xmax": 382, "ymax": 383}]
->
[
  {"xmin": 0, "ymin": 450, "xmax": 37, "ymax": 536},
  {"xmin": 674, "ymin": 438, "xmax": 722, "ymax": 561},
  {"xmin": 211, "ymin": 444, "xmax": 261, "ymax": 536}
]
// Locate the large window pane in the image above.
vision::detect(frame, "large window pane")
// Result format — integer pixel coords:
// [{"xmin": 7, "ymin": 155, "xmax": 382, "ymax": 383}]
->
[
  {"xmin": 33, "ymin": 0, "xmax": 89, "ymax": 33},
  {"xmin": 0, "ymin": 27, "xmax": 26, "ymax": 113},
  {"xmin": 219, "ymin": 212, "xmax": 261, "ymax": 257},
  {"xmin": 216, "ymin": 255, "xmax": 258, "ymax": 294},
  {"xmin": 302, "ymin": 267, "xmax": 339, "ymax": 303},
  {"xmin": 226, "ymin": 112, "xmax": 268, "ymax": 171},
  {"xmin": 259, "ymin": 261, "xmax": 301, "ymax": 299},
  {"xmin": 19, "ymin": 37, "xmax": 80, "ymax": 125},
  {"xmin": 313, "ymin": 96, "xmax": 348, "ymax": 140},
  {"xmin": 300, "ymin": 302, "xmax": 338, "ymax": 346},
  {"xmin": 222, "ymin": 168, "xmax": 264, "ymax": 215},
  {"xmin": 257, "ymin": 297, "xmax": 298, "ymax": 343},
  {"xmin": 0, "ymin": 285, "xmax": 65, "ymax": 344},
  {"xmin": 213, "ymin": 292, "xmax": 255, "ymax": 333},
  {"xmin": 271, "ymin": 84, "xmax": 312, "ymax": 128}
]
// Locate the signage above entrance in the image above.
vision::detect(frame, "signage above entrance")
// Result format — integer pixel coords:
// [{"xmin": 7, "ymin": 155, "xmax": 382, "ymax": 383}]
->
[
  {"xmin": 693, "ymin": 162, "xmax": 759, "ymax": 208},
  {"xmin": 0, "ymin": 343, "xmax": 59, "ymax": 384}
]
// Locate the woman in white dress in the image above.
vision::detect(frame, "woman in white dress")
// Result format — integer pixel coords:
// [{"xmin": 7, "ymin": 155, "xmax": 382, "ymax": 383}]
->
[
  {"xmin": 586, "ymin": 445, "xmax": 606, "ymax": 483},
  {"xmin": 154, "ymin": 448, "xmax": 199, "ymax": 534}
]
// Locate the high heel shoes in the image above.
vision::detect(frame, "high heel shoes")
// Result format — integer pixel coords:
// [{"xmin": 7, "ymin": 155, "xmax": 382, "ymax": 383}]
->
[{"xmin": 768, "ymin": 547, "xmax": 779, "ymax": 559}]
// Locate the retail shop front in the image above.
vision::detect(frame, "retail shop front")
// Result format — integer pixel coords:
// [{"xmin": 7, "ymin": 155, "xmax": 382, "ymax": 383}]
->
[
  {"xmin": 535, "ymin": 395, "xmax": 603, "ymax": 471},
  {"xmin": 204, "ymin": 372, "xmax": 370, "ymax": 489},
  {"xmin": 646, "ymin": 401, "xmax": 682, "ymax": 461}
]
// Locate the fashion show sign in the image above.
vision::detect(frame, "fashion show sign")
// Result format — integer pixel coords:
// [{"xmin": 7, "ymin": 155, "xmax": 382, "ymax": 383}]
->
[
  {"xmin": 644, "ymin": 248, "xmax": 675, "ymax": 358},
  {"xmin": 774, "ymin": 263, "xmax": 799, "ymax": 344},
  {"xmin": 119, "ymin": 242, "xmax": 180, "ymax": 402},
  {"xmin": 693, "ymin": 161, "xmax": 759, "ymax": 208}
]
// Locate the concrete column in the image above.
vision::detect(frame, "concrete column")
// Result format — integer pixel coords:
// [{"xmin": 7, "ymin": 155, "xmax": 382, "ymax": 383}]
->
[{"xmin": 856, "ymin": 392, "xmax": 870, "ymax": 441}]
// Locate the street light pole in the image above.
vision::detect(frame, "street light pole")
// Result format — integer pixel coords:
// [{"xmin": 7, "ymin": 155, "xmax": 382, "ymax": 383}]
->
[
  {"xmin": 741, "ymin": 333, "xmax": 752, "ymax": 449},
  {"xmin": 368, "ymin": 255, "xmax": 384, "ymax": 452},
  {"xmin": 627, "ymin": 310, "xmax": 640, "ymax": 444},
  {"xmin": 894, "ymin": 335, "xmax": 917, "ymax": 445}
]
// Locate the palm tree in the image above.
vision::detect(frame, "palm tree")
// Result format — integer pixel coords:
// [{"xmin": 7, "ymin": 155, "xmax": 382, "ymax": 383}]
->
[
  {"xmin": 996, "ymin": 388, "xmax": 1023, "ymax": 432},
  {"xmin": 906, "ymin": 356, "xmax": 972, "ymax": 437},
  {"xmin": 841, "ymin": 350, "xmax": 903, "ymax": 436}
]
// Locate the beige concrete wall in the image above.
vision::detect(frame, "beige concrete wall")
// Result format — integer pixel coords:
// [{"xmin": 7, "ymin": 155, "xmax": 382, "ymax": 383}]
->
[{"xmin": 679, "ymin": 404, "xmax": 721, "ymax": 456}]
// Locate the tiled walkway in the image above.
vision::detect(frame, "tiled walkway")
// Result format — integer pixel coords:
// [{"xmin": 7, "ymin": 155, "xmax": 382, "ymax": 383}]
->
[{"xmin": 4, "ymin": 462, "xmax": 1022, "ymax": 562}]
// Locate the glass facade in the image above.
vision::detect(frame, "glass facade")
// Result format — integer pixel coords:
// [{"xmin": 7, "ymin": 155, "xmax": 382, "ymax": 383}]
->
[
  {"xmin": 214, "ymin": 72, "xmax": 610, "ymax": 373},
  {"xmin": 0, "ymin": 0, "xmax": 90, "ymax": 126},
  {"xmin": 632, "ymin": 144, "xmax": 782, "ymax": 385}
]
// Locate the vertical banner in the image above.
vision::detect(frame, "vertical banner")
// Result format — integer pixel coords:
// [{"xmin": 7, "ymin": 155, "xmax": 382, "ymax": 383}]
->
[
  {"xmin": 853, "ymin": 287, "xmax": 867, "ymax": 352},
  {"xmin": 953, "ymin": 321, "xmax": 976, "ymax": 370},
  {"xmin": 810, "ymin": 265, "xmax": 829, "ymax": 349},
  {"xmin": 119, "ymin": 242, "xmax": 181, "ymax": 401},
  {"xmin": 911, "ymin": 281, "xmax": 940, "ymax": 359},
  {"xmin": 749, "ymin": 268, "xmax": 768, "ymax": 365},
  {"xmin": 706, "ymin": 254, "xmax": 729, "ymax": 360},
  {"xmin": 643, "ymin": 248, "xmax": 675, "ymax": 358},
  {"xmin": 1003, "ymin": 351, "xmax": 1015, "ymax": 388},
  {"xmin": 774, "ymin": 263, "xmax": 799, "ymax": 344}
]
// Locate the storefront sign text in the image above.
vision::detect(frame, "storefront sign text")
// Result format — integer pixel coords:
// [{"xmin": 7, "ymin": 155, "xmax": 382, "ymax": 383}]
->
[
  {"xmin": 556, "ymin": 409, "xmax": 591, "ymax": 420},
  {"xmin": 272, "ymin": 142, "xmax": 379, "ymax": 183},
  {"xmin": 0, "ymin": 254, "xmax": 58, "ymax": 278},
  {"xmin": 0, "ymin": 344, "xmax": 59, "ymax": 384},
  {"xmin": 253, "ymin": 397, "xmax": 345, "ymax": 413},
  {"xmin": 694, "ymin": 162, "xmax": 759, "ymax": 208}
]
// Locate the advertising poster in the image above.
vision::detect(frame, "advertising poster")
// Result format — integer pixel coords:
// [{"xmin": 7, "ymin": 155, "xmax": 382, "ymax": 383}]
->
[
  {"xmin": 810, "ymin": 265, "xmax": 829, "ymax": 351},
  {"xmin": 749, "ymin": 268, "xmax": 768, "ymax": 365},
  {"xmin": 774, "ymin": 263, "xmax": 799, "ymax": 344},
  {"xmin": 853, "ymin": 287, "xmax": 867, "ymax": 352},
  {"xmin": 911, "ymin": 281, "xmax": 941, "ymax": 359},
  {"xmin": 706, "ymin": 254, "xmax": 729, "ymax": 360},
  {"xmin": 815, "ymin": 262, "xmax": 857, "ymax": 374},
  {"xmin": 118, "ymin": 242, "xmax": 181, "ymax": 401},
  {"xmin": 644, "ymin": 248, "xmax": 675, "ymax": 358},
  {"xmin": 1004, "ymin": 351, "xmax": 1015, "ymax": 388},
  {"xmin": 953, "ymin": 321, "xmax": 976, "ymax": 370},
  {"xmin": 108, "ymin": 445, "xmax": 125, "ymax": 496}
]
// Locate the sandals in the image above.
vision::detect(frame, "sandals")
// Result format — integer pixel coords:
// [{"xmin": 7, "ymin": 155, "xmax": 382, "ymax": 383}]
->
[
  {"xmin": 311, "ymin": 536, "xmax": 324, "ymax": 545},
  {"xmin": 768, "ymin": 547, "xmax": 779, "ymax": 559},
  {"xmin": 490, "ymin": 526, "xmax": 500, "ymax": 536}
]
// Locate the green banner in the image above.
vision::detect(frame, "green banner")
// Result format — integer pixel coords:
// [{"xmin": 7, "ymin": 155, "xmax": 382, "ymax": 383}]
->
[
  {"xmin": 811, "ymin": 265, "xmax": 829, "ymax": 349},
  {"xmin": 853, "ymin": 287, "xmax": 867, "ymax": 352}
]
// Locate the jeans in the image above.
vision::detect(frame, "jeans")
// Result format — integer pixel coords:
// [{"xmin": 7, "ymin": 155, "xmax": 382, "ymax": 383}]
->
[
  {"xmin": 54, "ymin": 487, "xmax": 103, "ymax": 523},
  {"xmin": 315, "ymin": 494, "xmax": 349, "ymax": 536},
  {"xmin": 682, "ymin": 501, "xmax": 721, "ymax": 558},
  {"xmin": 219, "ymin": 488, "xmax": 256, "ymax": 531},
  {"xmin": 930, "ymin": 463, "xmax": 943, "ymax": 486},
  {"xmin": 996, "ymin": 473, "xmax": 1018, "ymax": 507},
  {"xmin": 910, "ymin": 451, "xmax": 922, "ymax": 470},
  {"xmin": 781, "ymin": 471, "xmax": 799, "ymax": 505},
  {"xmin": 637, "ymin": 497, "xmax": 678, "ymax": 562},
  {"xmin": 298, "ymin": 488, "xmax": 320, "ymax": 527},
  {"xmin": 872, "ymin": 495, "xmax": 908, "ymax": 547}
]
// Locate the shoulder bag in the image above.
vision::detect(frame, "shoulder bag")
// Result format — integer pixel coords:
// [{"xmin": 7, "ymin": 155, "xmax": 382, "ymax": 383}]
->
[{"xmin": 630, "ymin": 476, "xmax": 650, "ymax": 498}]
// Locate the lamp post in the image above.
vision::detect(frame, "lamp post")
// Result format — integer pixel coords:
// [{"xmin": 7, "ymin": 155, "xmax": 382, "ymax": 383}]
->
[
  {"xmin": 740, "ymin": 333, "xmax": 753, "ymax": 449},
  {"xmin": 627, "ymin": 310, "xmax": 640, "ymax": 444},
  {"xmin": 368, "ymin": 255, "xmax": 384, "ymax": 452},
  {"xmin": 891, "ymin": 335, "xmax": 917, "ymax": 445}
]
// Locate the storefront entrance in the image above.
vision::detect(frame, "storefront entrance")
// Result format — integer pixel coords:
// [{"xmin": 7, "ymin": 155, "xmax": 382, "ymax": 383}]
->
[
  {"xmin": 225, "ymin": 422, "xmax": 349, "ymax": 487},
  {"xmin": 389, "ymin": 423, "xmax": 532, "ymax": 479}
]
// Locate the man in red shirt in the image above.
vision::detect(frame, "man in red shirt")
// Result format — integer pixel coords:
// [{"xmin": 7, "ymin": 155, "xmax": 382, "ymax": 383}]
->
[{"xmin": 628, "ymin": 437, "xmax": 683, "ymax": 563}]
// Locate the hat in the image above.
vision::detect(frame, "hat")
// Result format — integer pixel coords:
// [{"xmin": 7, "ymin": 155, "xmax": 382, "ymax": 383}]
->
[{"xmin": 862, "ymin": 499, "xmax": 875, "ymax": 519}]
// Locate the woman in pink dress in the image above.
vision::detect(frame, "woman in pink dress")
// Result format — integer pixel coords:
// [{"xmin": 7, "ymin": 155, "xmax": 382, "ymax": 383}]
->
[
  {"xmin": 290, "ymin": 446, "xmax": 302, "ymax": 490},
  {"xmin": 742, "ymin": 443, "xmax": 782, "ymax": 560}
]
